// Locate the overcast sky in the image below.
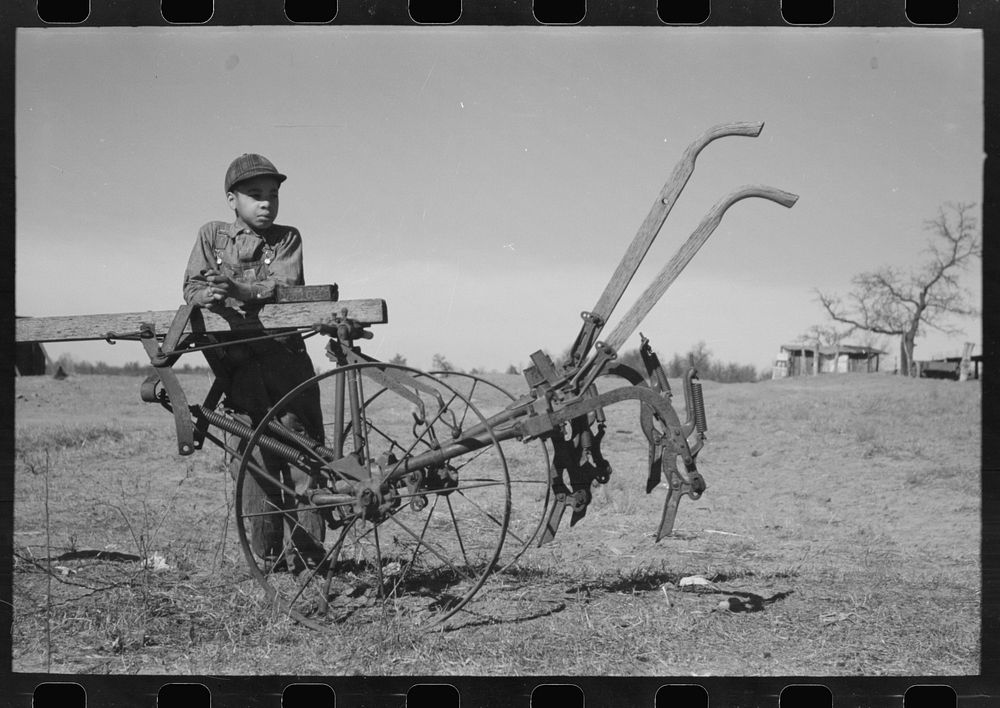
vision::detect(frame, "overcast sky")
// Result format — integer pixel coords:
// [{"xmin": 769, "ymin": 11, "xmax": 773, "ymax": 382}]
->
[{"xmin": 16, "ymin": 27, "xmax": 983, "ymax": 373}]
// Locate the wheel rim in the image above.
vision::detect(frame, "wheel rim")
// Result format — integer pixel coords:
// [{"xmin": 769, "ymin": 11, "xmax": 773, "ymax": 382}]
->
[{"xmin": 234, "ymin": 363, "xmax": 511, "ymax": 631}]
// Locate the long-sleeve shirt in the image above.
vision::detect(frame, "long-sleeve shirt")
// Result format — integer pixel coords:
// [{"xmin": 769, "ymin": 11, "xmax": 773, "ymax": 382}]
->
[
  {"xmin": 180, "ymin": 217, "xmax": 321, "ymax": 432},
  {"xmin": 183, "ymin": 218, "xmax": 305, "ymax": 307}
]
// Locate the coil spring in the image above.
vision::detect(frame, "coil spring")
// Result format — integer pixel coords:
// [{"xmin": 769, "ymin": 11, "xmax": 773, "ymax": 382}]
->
[
  {"xmin": 264, "ymin": 418, "xmax": 340, "ymax": 460},
  {"xmin": 690, "ymin": 380, "xmax": 707, "ymax": 434},
  {"xmin": 194, "ymin": 405, "xmax": 305, "ymax": 464}
]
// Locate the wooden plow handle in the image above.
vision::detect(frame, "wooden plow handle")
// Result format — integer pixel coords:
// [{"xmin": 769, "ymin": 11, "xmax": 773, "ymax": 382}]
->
[
  {"xmin": 568, "ymin": 121, "xmax": 766, "ymax": 367},
  {"xmin": 602, "ymin": 184, "xmax": 799, "ymax": 353}
]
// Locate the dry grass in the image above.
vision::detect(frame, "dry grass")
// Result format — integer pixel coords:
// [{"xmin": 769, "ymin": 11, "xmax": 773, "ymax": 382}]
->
[{"xmin": 11, "ymin": 371, "xmax": 980, "ymax": 676}]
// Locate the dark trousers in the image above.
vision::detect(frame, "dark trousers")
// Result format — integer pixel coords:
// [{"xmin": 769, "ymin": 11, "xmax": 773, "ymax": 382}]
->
[{"xmin": 220, "ymin": 334, "xmax": 325, "ymax": 562}]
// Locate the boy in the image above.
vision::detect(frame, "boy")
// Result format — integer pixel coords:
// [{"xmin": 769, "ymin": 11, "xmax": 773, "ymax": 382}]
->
[{"xmin": 183, "ymin": 153, "xmax": 325, "ymax": 572}]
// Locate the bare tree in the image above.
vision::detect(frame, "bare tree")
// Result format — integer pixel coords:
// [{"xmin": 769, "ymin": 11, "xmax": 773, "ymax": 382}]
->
[
  {"xmin": 796, "ymin": 323, "xmax": 849, "ymax": 348},
  {"xmin": 666, "ymin": 341, "xmax": 712, "ymax": 378},
  {"xmin": 817, "ymin": 202, "xmax": 980, "ymax": 375}
]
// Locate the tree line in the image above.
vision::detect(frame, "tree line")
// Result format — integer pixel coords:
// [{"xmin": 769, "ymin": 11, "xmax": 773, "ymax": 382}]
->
[
  {"xmin": 612, "ymin": 341, "xmax": 760, "ymax": 383},
  {"xmin": 45, "ymin": 343, "xmax": 760, "ymax": 383},
  {"xmin": 377, "ymin": 345, "xmax": 765, "ymax": 382},
  {"xmin": 47, "ymin": 354, "xmax": 210, "ymax": 377}
]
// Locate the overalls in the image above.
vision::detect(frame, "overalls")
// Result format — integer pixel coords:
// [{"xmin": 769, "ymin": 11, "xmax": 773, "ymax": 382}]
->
[{"xmin": 207, "ymin": 229, "xmax": 326, "ymax": 568}]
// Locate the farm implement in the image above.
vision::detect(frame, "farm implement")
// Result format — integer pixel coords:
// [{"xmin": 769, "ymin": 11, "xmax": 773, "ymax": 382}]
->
[{"xmin": 15, "ymin": 122, "xmax": 797, "ymax": 631}]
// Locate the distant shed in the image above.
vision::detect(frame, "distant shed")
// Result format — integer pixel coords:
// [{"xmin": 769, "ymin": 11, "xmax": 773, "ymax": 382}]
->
[
  {"xmin": 773, "ymin": 344, "xmax": 885, "ymax": 378},
  {"xmin": 15, "ymin": 342, "xmax": 50, "ymax": 376},
  {"xmin": 917, "ymin": 343, "xmax": 982, "ymax": 380},
  {"xmin": 15, "ymin": 317, "xmax": 51, "ymax": 375}
]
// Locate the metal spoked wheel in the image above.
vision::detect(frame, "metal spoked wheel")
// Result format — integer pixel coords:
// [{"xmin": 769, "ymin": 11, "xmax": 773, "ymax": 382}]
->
[
  {"xmin": 341, "ymin": 371, "xmax": 551, "ymax": 570},
  {"xmin": 234, "ymin": 363, "xmax": 511, "ymax": 632},
  {"xmin": 425, "ymin": 371, "xmax": 552, "ymax": 570}
]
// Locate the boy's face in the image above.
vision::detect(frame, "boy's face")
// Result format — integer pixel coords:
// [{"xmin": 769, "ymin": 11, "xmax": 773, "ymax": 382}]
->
[{"xmin": 227, "ymin": 175, "xmax": 280, "ymax": 231}]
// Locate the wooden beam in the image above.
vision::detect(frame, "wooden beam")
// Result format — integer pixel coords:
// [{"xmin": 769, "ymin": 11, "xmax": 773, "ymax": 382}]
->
[{"xmin": 15, "ymin": 299, "xmax": 388, "ymax": 343}]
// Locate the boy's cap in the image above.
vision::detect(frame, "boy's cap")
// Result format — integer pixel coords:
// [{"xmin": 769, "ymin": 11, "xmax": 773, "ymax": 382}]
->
[{"xmin": 224, "ymin": 153, "xmax": 287, "ymax": 192}]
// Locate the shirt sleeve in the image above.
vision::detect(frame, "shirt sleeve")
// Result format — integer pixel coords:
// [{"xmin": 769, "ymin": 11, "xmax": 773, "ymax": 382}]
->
[{"xmin": 182, "ymin": 223, "xmax": 219, "ymax": 305}]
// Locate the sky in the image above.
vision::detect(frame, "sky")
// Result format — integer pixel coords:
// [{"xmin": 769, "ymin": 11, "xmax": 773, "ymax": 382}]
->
[{"xmin": 15, "ymin": 27, "xmax": 983, "ymax": 374}]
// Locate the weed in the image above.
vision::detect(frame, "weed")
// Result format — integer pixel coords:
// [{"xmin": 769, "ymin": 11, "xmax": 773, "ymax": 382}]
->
[
  {"xmin": 860, "ymin": 396, "xmax": 889, "ymax": 416},
  {"xmin": 855, "ymin": 426, "xmax": 890, "ymax": 459},
  {"xmin": 589, "ymin": 469, "xmax": 646, "ymax": 516},
  {"xmin": 861, "ymin": 441, "xmax": 889, "ymax": 459},
  {"xmin": 15, "ymin": 424, "xmax": 127, "ymax": 456}
]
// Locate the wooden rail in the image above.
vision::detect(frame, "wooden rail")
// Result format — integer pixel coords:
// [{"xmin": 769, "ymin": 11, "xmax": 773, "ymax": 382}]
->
[{"xmin": 14, "ymin": 299, "xmax": 388, "ymax": 343}]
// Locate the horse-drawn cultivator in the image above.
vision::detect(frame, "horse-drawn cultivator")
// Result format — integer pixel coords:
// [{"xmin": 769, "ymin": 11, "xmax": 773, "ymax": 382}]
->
[{"xmin": 16, "ymin": 123, "xmax": 797, "ymax": 631}]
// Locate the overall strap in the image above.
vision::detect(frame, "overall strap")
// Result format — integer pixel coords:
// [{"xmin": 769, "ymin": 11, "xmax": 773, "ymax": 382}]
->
[{"xmin": 212, "ymin": 225, "xmax": 231, "ymax": 266}]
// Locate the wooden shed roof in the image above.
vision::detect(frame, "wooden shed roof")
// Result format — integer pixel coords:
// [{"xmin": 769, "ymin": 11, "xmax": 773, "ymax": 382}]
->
[{"xmin": 780, "ymin": 344, "xmax": 886, "ymax": 356}]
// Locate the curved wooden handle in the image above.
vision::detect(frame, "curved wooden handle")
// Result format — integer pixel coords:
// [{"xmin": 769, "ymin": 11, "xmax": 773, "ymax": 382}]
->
[
  {"xmin": 588, "ymin": 122, "xmax": 767, "ymax": 324},
  {"xmin": 695, "ymin": 121, "xmax": 765, "ymax": 144},
  {"xmin": 603, "ymin": 184, "xmax": 799, "ymax": 352}
]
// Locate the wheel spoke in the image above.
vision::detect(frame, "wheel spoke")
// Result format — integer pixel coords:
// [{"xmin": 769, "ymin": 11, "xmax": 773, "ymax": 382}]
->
[
  {"xmin": 287, "ymin": 517, "xmax": 357, "ymax": 609},
  {"xmin": 391, "ymin": 496, "xmax": 437, "ymax": 595},
  {"xmin": 387, "ymin": 509, "xmax": 477, "ymax": 583},
  {"xmin": 363, "ymin": 419, "xmax": 407, "ymax": 452},
  {"xmin": 244, "ymin": 456, "xmax": 303, "ymax": 505},
  {"xmin": 448, "ymin": 444, "xmax": 493, "ymax": 473},
  {"xmin": 239, "ymin": 497, "xmax": 353, "ymax": 519},
  {"xmin": 455, "ymin": 487, "xmax": 522, "ymax": 545},
  {"xmin": 456, "ymin": 377, "xmax": 479, "ymax": 431},
  {"xmin": 371, "ymin": 524, "xmax": 387, "ymax": 598},
  {"xmin": 384, "ymin": 394, "xmax": 458, "ymax": 482},
  {"xmin": 391, "ymin": 479, "xmax": 506, "ymax": 502},
  {"xmin": 317, "ymin": 522, "xmax": 354, "ymax": 611},
  {"xmin": 445, "ymin": 495, "xmax": 470, "ymax": 566}
]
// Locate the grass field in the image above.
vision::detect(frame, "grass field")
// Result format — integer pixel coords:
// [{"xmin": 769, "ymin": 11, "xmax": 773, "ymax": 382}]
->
[{"xmin": 12, "ymin": 370, "xmax": 980, "ymax": 676}]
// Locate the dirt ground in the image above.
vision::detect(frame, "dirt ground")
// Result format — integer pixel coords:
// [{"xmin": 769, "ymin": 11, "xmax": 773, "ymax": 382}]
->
[{"xmin": 11, "ymin": 369, "xmax": 980, "ymax": 676}]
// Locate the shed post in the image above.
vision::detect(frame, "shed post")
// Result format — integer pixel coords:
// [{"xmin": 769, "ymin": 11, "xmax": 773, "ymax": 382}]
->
[{"xmin": 959, "ymin": 342, "xmax": 974, "ymax": 382}]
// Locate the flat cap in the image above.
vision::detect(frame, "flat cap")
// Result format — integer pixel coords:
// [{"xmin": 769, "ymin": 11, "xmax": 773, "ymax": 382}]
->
[{"xmin": 224, "ymin": 153, "xmax": 287, "ymax": 192}]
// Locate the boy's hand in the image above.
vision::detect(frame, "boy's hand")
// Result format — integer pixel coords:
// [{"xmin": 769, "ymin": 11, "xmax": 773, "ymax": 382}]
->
[
  {"xmin": 196, "ymin": 269, "xmax": 229, "ymax": 306},
  {"xmin": 199, "ymin": 269, "xmax": 252, "ymax": 304}
]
